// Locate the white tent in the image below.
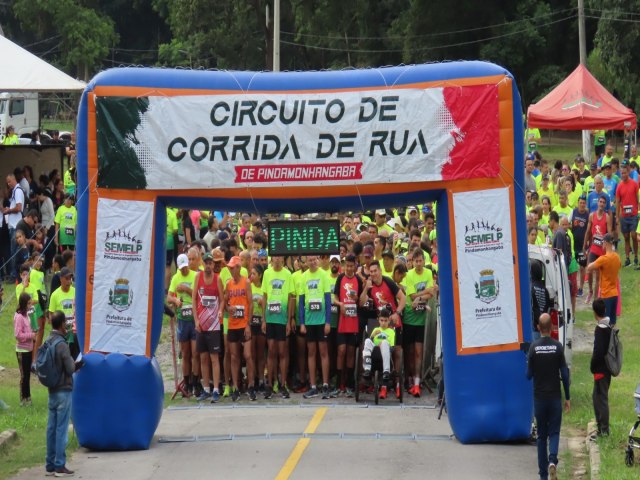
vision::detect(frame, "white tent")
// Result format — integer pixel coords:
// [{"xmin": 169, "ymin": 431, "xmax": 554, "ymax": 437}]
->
[{"xmin": 0, "ymin": 35, "xmax": 86, "ymax": 92}]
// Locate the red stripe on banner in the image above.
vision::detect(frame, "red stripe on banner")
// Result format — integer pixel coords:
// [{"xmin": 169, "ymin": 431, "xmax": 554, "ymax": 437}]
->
[
  {"xmin": 441, "ymin": 85, "xmax": 501, "ymax": 180},
  {"xmin": 235, "ymin": 163, "xmax": 363, "ymax": 183}
]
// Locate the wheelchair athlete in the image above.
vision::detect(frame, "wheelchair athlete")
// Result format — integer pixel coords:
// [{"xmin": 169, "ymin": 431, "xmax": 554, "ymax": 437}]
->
[{"xmin": 362, "ymin": 306, "xmax": 395, "ymax": 399}]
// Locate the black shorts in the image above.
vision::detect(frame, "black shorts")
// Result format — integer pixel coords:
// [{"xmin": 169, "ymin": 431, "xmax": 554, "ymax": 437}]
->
[
  {"xmin": 588, "ymin": 251, "xmax": 602, "ymax": 264},
  {"xmin": 394, "ymin": 327, "xmax": 403, "ymax": 347},
  {"xmin": 266, "ymin": 323, "xmax": 287, "ymax": 341},
  {"xmin": 196, "ymin": 330, "xmax": 221, "ymax": 354},
  {"xmin": 620, "ymin": 216, "xmax": 638, "ymax": 234},
  {"xmin": 165, "ymin": 249, "xmax": 174, "ymax": 267},
  {"xmin": 402, "ymin": 324, "xmax": 425, "ymax": 345},
  {"xmin": 305, "ymin": 324, "xmax": 328, "ymax": 342},
  {"xmin": 227, "ymin": 327, "xmax": 247, "ymax": 343},
  {"xmin": 595, "ymin": 144, "xmax": 605, "ymax": 156},
  {"xmin": 250, "ymin": 324, "xmax": 264, "ymax": 337},
  {"xmin": 336, "ymin": 332, "xmax": 359, "ymax": 347}
]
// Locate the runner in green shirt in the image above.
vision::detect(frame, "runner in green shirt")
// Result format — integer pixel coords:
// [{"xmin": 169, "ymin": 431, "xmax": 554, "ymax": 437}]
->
[
  {"xmin": 48, "ymin": 268, "xmax": 77, "ymax": 357},
  {"xmin": 291, "ymin": 257, "xmax": 309, "ymax": 393},
  {"xmin": 54, "ymin": 195, "xmax": 77, "ymax": 250}
]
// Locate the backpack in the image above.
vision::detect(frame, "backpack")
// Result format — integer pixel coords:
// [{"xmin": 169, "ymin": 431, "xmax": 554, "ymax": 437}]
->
[
  {"xmin": 36, "ymin": 336, "xmax": 65, "ymax": 388},
  {"xmin": 605, "ymin": 326, "xmax": 623, "ymax": 377}
]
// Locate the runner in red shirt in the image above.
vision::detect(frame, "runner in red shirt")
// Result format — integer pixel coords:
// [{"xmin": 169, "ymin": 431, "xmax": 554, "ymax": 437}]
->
[
  {"xmin": 615, "ymin": 160, "xmax": 639, "ymax": 266},
  {"xmin": 333, "ymin": 254, "xmax": 363, "ymax": 397},
  {"xmin": 583, "ymin": 195, "xmax": 612, "ymax": 304}
]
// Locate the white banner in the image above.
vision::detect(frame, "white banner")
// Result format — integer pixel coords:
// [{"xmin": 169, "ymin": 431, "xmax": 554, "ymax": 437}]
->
[
  {"xmin": 89, "ymin": 198, "xmax": 154, "ymax": 355},
  {"xmin": 452, "ymin": 188, "xmax": 519, "ymax": 349},
  {"xmin": 96, "ymin": 84, "xmax": 501, "ymax": 189}
]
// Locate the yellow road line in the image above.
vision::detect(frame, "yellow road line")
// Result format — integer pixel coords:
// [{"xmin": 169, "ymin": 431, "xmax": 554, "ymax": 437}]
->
[{"xmin": 275, "ymin": 407, "xmax": 328, "ymax": 480}]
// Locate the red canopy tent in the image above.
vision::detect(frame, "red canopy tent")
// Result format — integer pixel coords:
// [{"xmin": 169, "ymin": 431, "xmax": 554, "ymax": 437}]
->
[{"xmin": 527, "ymin": 64, "xmax": 636, "ymax": 130}]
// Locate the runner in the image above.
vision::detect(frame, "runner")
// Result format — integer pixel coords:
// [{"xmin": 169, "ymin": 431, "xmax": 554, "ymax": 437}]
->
[
  {"xmin": 299, "ymin": 255, "xmax": 333, "ymax": 399},
  {"xmin": 615, "ymin": 160, "xmax": 639, "ymax": 267},
  {"xmin": 583, "ymin": 195, "xmax": 612, "ymax": 304},
  {"xmin": 166, "ymin": 254, "xmax": 199, "ymax": 396},
  {"xmin": 333, "ymin": 254, "xmax": 363, "ymax": 397},
  {"xmin": 16, "ymin": 264, "xmax": 46, "ymax": 366},
  {"xmin": 291, "ymin": 256, "xmax": 309, "ymax": 393},
  {"xmin": 262, "ymin": 256, "xmax": 294, "ymax": 399},
  {"xmin": 250, "ymin": 265, "xmax": 267, "ymax": 392},
  {"xmin": 48, "ymin": 268, "xmax": 77, "ymax": 358},
  {"xmin": 54, "ymin": 194, "xmax": 77, "ymax": 252},
  {"xmin": 570, "ymin": 195, "xmax": 590, "ymax": 297},
  {"xmin": 402, "ymin": 248, "xmax": 436, "ymax": 398},
  {"xmin": 192, "ymin": 252, "xmax": 225, "ymax": 402},
  {"xmin": 224, "ymin": 256, "xmax": 255, "ymax": 401}
]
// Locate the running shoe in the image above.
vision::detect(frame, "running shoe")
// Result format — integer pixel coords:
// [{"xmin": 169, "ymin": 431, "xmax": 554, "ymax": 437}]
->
[
  {"xmin": 362, "ymin": 370, "xmax": 372, "ymax": 382},
  {"xmin": 625, "ymin": 257, "xmax": 631, "ymax": 267},
  {"xmin": 379, "ymin": 386, "xmax": 387, "ymax": 399},
  {"xmin": 576, "ymin": 288, "xmax": 583, "ymax": 297},
  {"xmin": 249, "ymin": 386, "xmax": 257, "ymax": 401},
  {"xmin": 548, "ymin": 463, "xmax": 557, "ymax": 480},
  {"xmin": 294, "ymin": 383, "xmax": 309, "ymax": 394},
  {"xmin": 54, "ymin": 467, "xmax": 74, "ymax": 477},
  {"xmin": 281, "ymin": 386, "xmax": 290, "ymax": 399},
  {"xmin": 264, "ymin": 385, "xmax": 273, "ymax": 399},
  {"xmin": 222, "ymin": 385, "xmax": 231, "ymax": 398},
  {"xmin": 409, "ymin": 385, "xmax": 421, "ymax": 398},
  {"xmin": 196, "ymin": 391, "xmax": 211, "ymax": 402},
  {"xmin": 210, "ymin": 391, "xmax": 220, "ymax": 403},
  {"xmin": 231, "ymin": 389, "xmax": 240, "ymax": 402},
  {"xmin": 321, "ymin": 384, "xmax": 330, "ymax": 399},
  {"xmin": 382, "ymin": 371, "xmax": 390, "ymax": 382},
  {"xmin": 345, "ymin": 388, "xmax": 354, "ymax": 398},
  {"xmin": 330, "ymin": 387, "xmax": 341, "ymax": 398},
  {"xmin": 303, "ymin": 387, "xmax": 319, "ymax": 399}
]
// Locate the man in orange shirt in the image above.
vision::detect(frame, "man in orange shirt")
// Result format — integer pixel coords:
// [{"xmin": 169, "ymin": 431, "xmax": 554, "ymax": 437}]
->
[
  {"xmin": 586, "ymin": 234, "xmax": 621, "ymax": 325},
  {"xmin": 224, "ymin": 256, "xmax": 255, "ymax": 401}
]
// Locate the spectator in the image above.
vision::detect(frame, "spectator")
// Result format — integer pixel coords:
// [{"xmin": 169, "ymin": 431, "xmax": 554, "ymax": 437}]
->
[
  {"xmin": 589, "ymin": 298, "xmax": 612, "ymax": 438},
  {"xmin": 14, "ymin": 292, "xmax": 35, "ymax": 406}
]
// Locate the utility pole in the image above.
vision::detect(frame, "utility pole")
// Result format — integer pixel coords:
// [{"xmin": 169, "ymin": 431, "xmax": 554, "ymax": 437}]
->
[
  {"xmin": 578, "ymin": 0, "xmax": 592, "ymax": 162},
  {"xmin": 273, "ymin": 0, "xmax": 280, "ymax": 72}
]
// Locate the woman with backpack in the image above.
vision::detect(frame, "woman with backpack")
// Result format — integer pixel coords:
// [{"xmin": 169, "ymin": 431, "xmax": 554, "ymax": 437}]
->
[{"xmin": 14, "ymin": 292, "xmax": 35, "ymax": 406}]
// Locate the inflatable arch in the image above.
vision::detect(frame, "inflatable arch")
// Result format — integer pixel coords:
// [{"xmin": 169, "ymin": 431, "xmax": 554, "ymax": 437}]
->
[{"xmin": 74, "ymin": 61, "xmax": 531, "ymax": 449}]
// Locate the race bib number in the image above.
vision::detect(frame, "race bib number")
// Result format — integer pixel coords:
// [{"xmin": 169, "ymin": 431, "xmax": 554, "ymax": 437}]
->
[
  {"xmin": 414, "ymin": 303, "xmax": 427, "ymax": 312},
  {"xmin": 597, "ymin": 136, "xmax": 605, "ymax": 143},
  {"xmin": 528, "ymin": 142, "xmax": 537, "ymax": 151},
  {"xmin": 593, "ymin": 236, "xmax": 603, "ymax": 247},
  {"xmin": 345, "ymin": 304, "xmax": 357, "ymax": 317},
  {"xmin": 181, "ymin": 305, "xmax": 193, "ymax": 318},
  {"xmin": 251, "ymin": 315, "xmax": 262, "ymax": 326},
  {"xmin": 309, "ymin": 301, "xmax": 322, "ymax": 312},
  {"xmin": 267, "ymin": 302, "xmax": 282, "ymax": 314},
  {"xmin": 27, "ymin": 306, "xmax": 35, "ymax": 317},
  {"xmin": 64, "ymin": 227, "xmax": 75, "ymax": 236},
  {"xmin": 233, "ymin": 305, "xmax": 245, "ymax": 318},
  {"xmin": 330, "ymin": 305, "xmax": 338, "ymax": 314},
  {"xmin": 624, "ymin": 205, "xmax": 633, "ymax": 215}
]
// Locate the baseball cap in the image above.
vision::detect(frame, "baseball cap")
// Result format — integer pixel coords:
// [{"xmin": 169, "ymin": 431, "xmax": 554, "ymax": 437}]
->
[
  {"xmin": 603, "ymin": 162, "xmax": 611, "ymax": 169},
  {"xmin": 257, "ymin": 248, "xmax": 268, "ymax": 258},
  {"xmin": 60, "ymin": 267, "xmax": 73, "ymax": 278},
  {"xmin": 603, "ymin": 233, "xmax": 614, "ymax": 244},
  {"xmin": 217, "ymin": 230, "xmax": 229, "ymax": 241},
  {"xmin": 177, "ymin": 254, "xmax": 189, "ymax": 270},
  {"xmin": 381, "ymin": 249, "xmax": 394, "ymax": 259},
  {"xmin": 590, "ymin": 162, "xmax": 598, "ymax": 170},
  {"xmin": 375, "ymin": 209, "xmax": 386, "ymax": 216},
  {"xmin": 363, "ymin": 245, "xmax": 374, "ymax": 258},
  {"xmin": 330, "ymin": 255, "xmax": 341, "ymax": 262},
  {"xmin": 227, "ymin": 256, "xmax": 241, "ymax": 268},
  {"xmin": 211, "ymin": 247, "xmax": 224, "ymax": 263},
  {"xmin": 203, "ymin": 252, "xmax": 214, "ymax": 262},
  {"xmin": 408, "ymin": 206, "xmax": 418, "ymax": 213}
]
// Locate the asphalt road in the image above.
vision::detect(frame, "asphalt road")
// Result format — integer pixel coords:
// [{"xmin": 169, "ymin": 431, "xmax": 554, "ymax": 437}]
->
[{"xmin": 12, "ymin": 390, "xmax": 543, "ymax": 480}]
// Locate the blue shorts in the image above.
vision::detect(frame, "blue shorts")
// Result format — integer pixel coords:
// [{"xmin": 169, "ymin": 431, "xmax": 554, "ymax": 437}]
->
[
  {"xmin": 177, "ymin": 319, "xmax": 196, "ymax": 342},
  {"xmin": 620, "ymin": 216, "xmax": 638, "ymax": 234}
]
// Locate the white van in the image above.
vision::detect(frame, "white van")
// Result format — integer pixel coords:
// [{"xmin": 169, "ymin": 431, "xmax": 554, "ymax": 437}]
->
[
  {"xmin": 0, "ymin": 92, "xmax": 39, "ymax": 140},
  {"xmin": 528, "ymin": 244, "xmax": 573, "ymax": 367}
]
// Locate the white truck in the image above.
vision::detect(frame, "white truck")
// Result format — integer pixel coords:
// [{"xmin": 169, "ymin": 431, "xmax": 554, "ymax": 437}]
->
[{"xmin": 0, "ymin": 92, "xmax": 39, "ymax": 141}]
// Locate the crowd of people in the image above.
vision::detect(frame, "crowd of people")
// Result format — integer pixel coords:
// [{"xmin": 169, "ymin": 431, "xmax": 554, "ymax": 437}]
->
[{"xmin": 164, "ymin": 206, "xmax": 439, "ymax": 402}]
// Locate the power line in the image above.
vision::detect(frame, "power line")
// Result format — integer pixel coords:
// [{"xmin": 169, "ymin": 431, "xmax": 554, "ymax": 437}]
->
[
  {"xmin": 280, "ymin": 14, "xmax": 577, "ymax": 54},
  {"xmin": 585, "ymin": 14, "xmax": 640, "ymax": 23},
  {"xmin": 280, "ymin": 7, "xmax": 577, "ymax": 41}
]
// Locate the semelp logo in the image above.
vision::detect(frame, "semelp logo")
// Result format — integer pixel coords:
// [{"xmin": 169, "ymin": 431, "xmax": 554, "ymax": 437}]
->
[
  {"xmin": 463, "ymin": 218, "xmax": 504, "ymax": 254},
  {"xmin": 104, "ymin": 228, "xmax": 144, "ymax": 262}
]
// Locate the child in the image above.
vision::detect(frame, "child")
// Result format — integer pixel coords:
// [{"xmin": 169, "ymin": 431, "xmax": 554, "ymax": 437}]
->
[
  {"xmin": 14, "ymin": 230, "xmax": 30, "ymax": 282},
  {"xmin": 14, "ymin": 292, "xmax": 35, "ymax": 406},
  {"xmin": 362, "ymin": 306, "xmax": 396, "ymax": 399}
]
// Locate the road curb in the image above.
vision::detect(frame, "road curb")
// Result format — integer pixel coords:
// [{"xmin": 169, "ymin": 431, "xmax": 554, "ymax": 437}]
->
[
  {"xmin": 0, "ymin": 429, "xmax": 17, "ymax": 452},
  {"xmin": 586, "ymin": 421, "xmax": 600, "ymax": 479}
]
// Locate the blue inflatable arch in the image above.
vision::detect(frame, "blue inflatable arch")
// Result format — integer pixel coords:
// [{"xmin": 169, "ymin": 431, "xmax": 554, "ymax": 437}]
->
[{"xmin": 74, "ymin": 61, "xmax": 531, "ymax": 449}]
